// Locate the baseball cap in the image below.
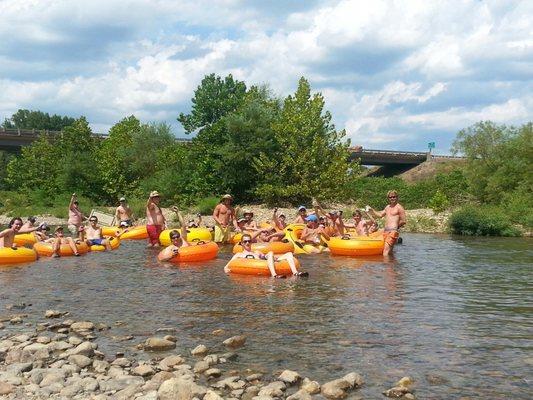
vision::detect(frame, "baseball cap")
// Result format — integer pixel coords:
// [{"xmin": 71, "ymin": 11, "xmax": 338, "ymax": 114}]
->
[
  {"xmin": 149, "ymin": 191, "xmax": 160, "ymax": 198},
  {"xmin": 305, "ymin": 215, "xmax": 318, "ymax": 222},
  {"xmin": 119, "ymin": 197, "xmax": 126, "ymax": 202},
  {"xmin": 221, "ymin": 194, "xmax": 233, "ymax": 200},
  {"xmin": 298, "ymin": 205, "xmax": 306, "ymax": 211}
]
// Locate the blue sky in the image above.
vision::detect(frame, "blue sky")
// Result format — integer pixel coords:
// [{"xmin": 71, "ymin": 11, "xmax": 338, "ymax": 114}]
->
[{"xmin": 0, "ymin": 0, "xmax": 531, "ymax": 154}]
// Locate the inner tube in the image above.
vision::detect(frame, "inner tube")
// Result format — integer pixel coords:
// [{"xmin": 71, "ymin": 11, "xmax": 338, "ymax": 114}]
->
[
  {"xmin": 158, "ymin": 241, "xmax": 219, "ymax": 263},
  {"xmin": 90, "ymin": 237, "xmax": 121, "ymax": 252},
  {"xmin": 232, "ymin": 240, "xmax": 294, "ymax": 254},
  {"xmin": 226, "ymin": 257, "xmax": 301, "ymax": 276},
  {"xmin": 283, "ymin": 224, "xmax": 326, "ymax": 254},
  {"xmin": 327, "ymin": 236, "xmax": 384, "ymax": 256},
  {"xmin": 101, "ymin": 225, "xmax": 148, "ymax": 240},
  {"xmin": 13, "ymin": 233, "xmax": 38, "ymax": 247},
  {"xmin": 34, "ymin": 241, "xmax": 89, "ymax": 257},
  {"xmin": 159, "ymin": 228, "xmax": 212, "ymax": 247},
  {"xmin": 0, "ymin": 247, "xmax": 38, "ymax": 266}
]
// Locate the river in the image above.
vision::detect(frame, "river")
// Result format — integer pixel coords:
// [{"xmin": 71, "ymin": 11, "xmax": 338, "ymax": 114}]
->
[{"xmin": 1, "ymin": 233, "xmax": 531, "ymax": 398}]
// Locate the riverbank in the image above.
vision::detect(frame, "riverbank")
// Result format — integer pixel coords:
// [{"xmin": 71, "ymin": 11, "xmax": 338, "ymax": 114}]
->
[
  {"xmin": 0, "ymin": 207, "xmax": 450, "ymax": 234},
  {"xmin": 0, "ymin": 309, "xmax": 414, "ymax": 400}
]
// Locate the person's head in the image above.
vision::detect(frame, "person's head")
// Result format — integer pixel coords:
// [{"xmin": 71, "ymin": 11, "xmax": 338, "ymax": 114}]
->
[
  {"xmin": 89, "ymin": 216, "xmax": 98, "ymax": 226},
  {"xmin": 73, "ymin": 200, "xmax": 79, "ymax": 207},
  {"xmin": 243, "ymin": 210, "xmax": 253, "ymax": 221},
  {"xmin": 241, "ymin": 234, "xmax": 253, "ymax": 248},
  {"xmin": 9, "ymin": 217, "xmax": 23, "ymax": 232},
  {"xmin": 28, "ymin": 216, "xmax": 37, "ymax": 225},
  {"xmin": 119, "ymin": 197, "xmax": 126, "ymax": 205},
  {"xmin": 278, "ymin": 212, "xmax": 286, "ymax": 222},
  {"xmin": 305, "ymin": 214, "xmax": 318, "ymax": 227},
  {"xmin": 187, "ymin": 219, "xmax": 198, "ymax": 228},
  {"xmin": 387, "ymin": 190, "xmax": 398, "ymax": 204},
  {"xmin": 221, "ymin": 194, "xmax": 233, "ymax": 205},
  {"xmin": 237, "ymin": 217, "xmax": 246, "ymax": 227},
  {"xmin": 55, "ymin": 227, "xmax": 64, "ymax": 237},
  {"xmin": 353, "ymin": 210, "xmax": 362, "ymax": 221},
  {"xmin": 150, "ymin": 191, "xmax": 161, "ymax": 203},
  {"xmin": 328, "ymin": 210, "xmax": 339, "ymax": 220},
  {"xmin": 298, "ymin": 205, "xmax": 307, "ymax": 216},
  {"xmin": 169, "ymin": 230, "xmax": 182, "ymax": 245}
]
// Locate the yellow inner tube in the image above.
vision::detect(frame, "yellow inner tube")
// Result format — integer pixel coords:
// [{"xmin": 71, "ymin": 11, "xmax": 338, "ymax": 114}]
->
[
  {"xmin": 159, "ymin": 228, "xmax": 213, "ymax": 246},
  {"xmin": 0, "ymin": 247, "xmax": 38, "ymax": 266},
  {"xmin": 283, "ymin": 224, "xmax": 326, "ymax": 254},
  {"xmin": 13, "ymin": 233, "xmax": 38, "ymax": 247}
]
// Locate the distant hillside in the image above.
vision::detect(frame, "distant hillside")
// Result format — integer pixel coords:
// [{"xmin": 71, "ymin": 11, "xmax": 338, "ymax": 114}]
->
[{"xmin": 400, "ymin": 158, "xmax": 466, "ymax": 183}]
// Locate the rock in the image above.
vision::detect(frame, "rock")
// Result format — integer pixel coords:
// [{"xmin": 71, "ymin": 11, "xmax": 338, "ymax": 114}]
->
[
  {"xmin": 397, "ymin": 376, "xmax": 413, "ymax": 388},
  {"xmin": 68, "ymin": 336, "xmax": 83, "ymax": 346},
  {"xmin": 245, "ymin": 373, "xmax": 263, "ymax": 382},
  {"xmin": 191, "ymin": 344, "xmax": 208, "ymax": 356},
  {"xmin": 383, "ymin": 386, "xmax": 411, "ymax": 398},
  {"xmin": 204, "ymin": 389, "xmax": 224, "ymax": 400},
  {"xmin": 108, "ymin": 365, "xmax": 127, "ymax": 378},
  {"xmin": 68, "ymin": 354, "xmax": 92, "ymax": 368},
  {"xmin": 0, "ymin": 322, "xmax": 4, "ymax": 329},
  {"xmin": 321, "ymin": 373, "xmax": 363, "ymax": 400},
  {"xmin": 223, "ymin": 335, "xmax": 246, "ymax": 348},
  {"xmin": 112, "ymin": 357, "xmax": 131, "ymax": 367},
  {"xmin": 405, "ymin": 394, "xmax": 416, "ymax": 400},
  {"xmin": 222, "ymin": 352, "xmax": 238, "ymax": 361},
  {"xmin": 279, "ymin": 369, "xmax": 301, "ymax": 384},
  {"xmin": 138, "ymin": 390, "xmax": 159, "ymax": 400},
  {"xmin": 99, "ymin": 376, "xmax": 144, "ymax": 392},
  {"xmin": 164, "ymin": 335, "xmax": 177, "ymax": 342},
  {"xmin": 204, "ymin": 368, "xmax": 222, "ymax": 378},
  {"xmin": 10, "ymin": 316, "xmax": 23, "ymax": 324},
  {"xmin": 342, "ymin": 372, "xmax": 364, "ymax": 388},
  {"xmin": 92, "ymin": 359, "xmax": 109, "ymax": 373},
  {"xmin": 158, "ymin": 377, "xmax": 208, "ymax": 400},
  {"xmin": 144, "ymin": 337, "xmax": 176, "ymax": 351},
  {"xmin": 114, "ymin": 382, "xmax": 143, "ymax": 400},
  {"xmin": 71, "ymin": 341, "xmax": 96, "ymax": 357},
  {"xmin": 70, "ymin": 321, "xmax": 95, "ymax": 331},
  {"xmin": 193, "ymin": 360, "xmax": 210, "ymax": 373},
  {"xmin": 59, "ymin": 383, "xmax": 82, "ymax": 397},
  {"xmin": 81, "ymin": 376, "xmax": 99, "ymax": 391},
  {"xmin": 258, "ymin": 381, "xmax": 286, "ymax": 397},
  {"xmin": 204, "ymin": 354, "xmax": 219, "ymax": 366},
  {"xmin": 159, "ymin": 355, "xmax": 185, "ymax": 370},
  {"xmin": 45, "ymin": 310, "xmax": 64, "ymax": 318},
  {"xmin": 11, "ymin": 334, "xmax": 30, "ymax": 343},
  {"xmin": 301, "ymin": 378, "xmax": 321, "ymax": 394},
  {"xmin": 212, "ymin": 329, "xmax": 224, "ymax": 335},
  {"xmin": 133, "ymin": 364, "xmax": 155, "ymax": 377},
  {"xmin": 213, "ymin": 376, "xmax": 240, "ymax": 389},
  {"xmin": 36, "ymin": 336, "xmax": 51, "ymax": 344},
  {"xmin": 287, "ymin": 389, "xmax": 312, "ymax": 400},
  {"xmin": 149, "ymin": 371, "xmax": 175, "ymax": 386},
  {"xmin": 40, "ymin": 370, "xmax": 66, "ymax": 387},
  {"xmin": 0, "ymin": 382, "xmax": 14, "ymax": 395}
]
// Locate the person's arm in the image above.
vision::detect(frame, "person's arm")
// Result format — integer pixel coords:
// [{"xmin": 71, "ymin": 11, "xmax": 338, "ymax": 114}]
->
[
  {"xmin": 212, "ymin": 205, "xmax": 223, "ymax": 225},
  {"xmin": 272, "ymin": 208, "xmax": 282, "ymax": 230},
  {"xmin": 232, "ymin": 208, "xmax": 239, "ymax": 230},
  {"xmin": 268, "ymin": 232, "xmax": 285, "ymax": 241},
  {"xmin": 160, "ymin": 246, "xmax": 179, "ymax": 262},
  {"xmin": 0, "ymin": 228, "xmax": 12, "ymax": 239},
  {"xmin": 224, "ymin": 253, "xmax": 241, "ymax": 273},
  {"xmin": 398, "ymin": 206, "xmax": 407, "ymax": 228},
  {"xmin": 318, "ymin": 226, "xmax": 331, "ymax": 241},
  {"xmin": 196, "ymin": 214, "xmax": 202, "ymax": 227},
  {"xmin": 114, "ymin": 207, "xmax": 120, "ymax": 226},
  {"xmin": 368, "ymin": 206, "xmax": 386, "ymax": 218},
  {"xmin": 69, "ymin": 193, "xmax": 76, "ymax": 210},
  {"xmin": 300, "ymin": 228, "xmax": 311, "ymax": 241}
]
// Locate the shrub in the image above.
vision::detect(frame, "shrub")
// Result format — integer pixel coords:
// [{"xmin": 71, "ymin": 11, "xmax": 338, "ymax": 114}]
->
[
  {"xmin": 428, "ymin": 190, "xmax": 450, "ymax": 213},
  {"xmin": 195, "ymin": 196, "xmax": 220, "ymax": 215},
  {"xmin": 449, "ymin": 205, "xmax": 521, "ymax": 236}
]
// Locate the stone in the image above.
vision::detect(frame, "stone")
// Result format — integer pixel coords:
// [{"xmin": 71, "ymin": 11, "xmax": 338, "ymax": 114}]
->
[
  {"xmin": 204, "ymin": 389, "xmax": 225, "ymax": 400},
  {"xmin": 81, "ymin": 376, "xmax": 99, "ymax": 391},
  {"xmin": 92, "ymin": 359, "xmax": 109, "ymax": 374},
  {"xmin": 320, "ymin": 372, "xmax": 364, "ymax": 399},
  {"xmin": 279, "ymin": 369, "xmax": 301, "ymax": 384},
  {"xmin": 342, "ymin": 372, "xmax": 364, "ymax": 388},
  {"xmin": 11, "ymin": 334, "xmax": 30, "ymax": 343},
  {"xmin": 191, "ymin": 344, "xmax": 208, "ymax": 356},
  {"xmin": 36, "ymin": 336, "xmax": 51, "ymax": 344},
  {"xmin": 112, "ymin": 357, "xmax": 131, "ymax": 367},
  {"xmin": 245, "ymin": 373, "xmax": 263, "ymax": 382},
  {"xmin": 158, "ymin": 377, "xmax": 208, "ymax": 400},
  {"xmin": 144, "ymin": 337, "xmax": 176, "ymax": 351},
  {"xmin": 397, "ymin": 376, "xmax": 413, "ymax": 388},
  {"xmin": 6, "ymin": 362, "xmax": 33, "ymax": 374},
  {"xmin": 114, "ymin": 382, "xmax": 143, "ymax": 400},
  {"xmin": 150, "ymin": 371, "xmax": 174, "ymax": 386},
  {"xmin": 223, "ymin": 335, "xmax": 246, "ymax": 348},
  {"xmin": 68, "ymin": 354, "xmax": 92, "ymax": 368},
  {"xmin": 48, "ymin": 340, "xmax": 72, "ymax": 352},
  {"xmin": 40, "ymin": 371, "xmax": 66, "ymax": 387},
  {"xmin": 212, "ymin": 329, "xmax": 224, "ymax": 335},
  {"xmin": 59, "ymin": 383, "xmax": 82, "ymax": 397},
  {"xmin": 99, "ymin": 376, "xmax": 144, "ymax": 392},
  {"xmin": 212, "ymin": 376, "xmax": 240, "ymax": 389},
  {"xmin": 0, "ymin": 382, "xmax": 14, "ymax": 395},
  {"xmin": 70, "ymin": 321, "xmax": 95, "ymax": 331},
  {"xmin": 133, "ymin": 364, "xmax": 155, "ymax": 377},
  {"xmin": 71, "ymin": 341, "xmax": 96, "ymax": 357},
  {"xmin": 205, "ymin": 368, "xmax": 222, "ymax": 378},
  {"xmin": 258, "ymin": 381, "xmax": 286, "ymax": 397},
  {"xmin": 108, "ymin": 366, "xmax": 127, "ymax": 378},
  {"xmin": 405, "ymin": 394, "xmax": 416, "ymax": 400},
  {"xmin": 164, "ymin": 335, "xmax": 177, "ymax": 342},
  {"xmin": 45, "ymin": 310, "xmax": 64, "ymax": 318},
  {"xmin": 159, "ymin": 355, "xmax": 185, "ymax": 370},
  {"xmin": 287, "ymin": 389, "xmax": 313, "ymax": 400},
  {"xmin": 222, "ymin": 352, "xmax": 238, "ymax": 361},
  {"xmin": 23, "ymin": 342, "xmax": 48, "ymax": 353},
  {"xmin": 138, "ymin": 390, "xmax": 159, "ymax": 400},
  {"xmin": 68, "ymin": 336, "xmax": 83, "ymax": 346},
  {"xmin": 383, "ymin": 386, "xmax": 411, "ymax": 398},
  {"xmin": 204, "ymin": 354, "xmax": 219, "ymax": 366},
  {"xmin": 10, "ymin": 316, "xmax": 23, "ymax": 324},
  {"xmin": 301, "ymin": 378, "xmax": 321, "ymax": 394},
  {"xmin": 193, "ymin": 360, "xmax": 210, "ymax": 373},
  {"xmin": 0, "ymin": 322, "xmax": 4, "ymax": 329}
]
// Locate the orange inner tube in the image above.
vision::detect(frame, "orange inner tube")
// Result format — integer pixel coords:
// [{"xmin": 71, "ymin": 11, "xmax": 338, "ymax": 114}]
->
[
  {"xmin": 232, "ymin": 240, "xmax": 294, "ymax": 254},
  {"xmin": 13, "ymin": 233, "xmax": 38, "ymax": 247},
  {"xmin": 327, "ymin": 235, "xmax": 384, "ymax": 256},
  {"xmin": 34, "ymin": 241, "xmax": 90, "ymax": 257},
  {"xmin": 227, "ymin": 257, "xmax": 300, "ymax": 276},
  {"xmin": 0, "ymin": 247, "xmax": 38, "ymax": 265},
  {"xmin": 158, "ymin": 241, "xmax": 219, "ymax": 263}
]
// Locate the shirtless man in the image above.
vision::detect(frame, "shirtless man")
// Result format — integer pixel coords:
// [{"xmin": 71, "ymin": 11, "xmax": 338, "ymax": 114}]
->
[
  {"xmin": 241, "ymin": 210, "xmax": 260, "ymax": 232},
  {"xmin": 146, "ymin": 191, "xmax": 166, "ymax": 247},
  {"xmin": 115, "ymin": 197, "xmax": 134, "ymax": 227},
  {"xmin": 368, "ymin": 190, "xmax": 406, "ymax": 256},
  {"xmin": 300, "ymin": 215, "xmax": 330, "ymax": 253},
  {"xmin": 83, "ymin": 216, "xmax": 113, "ymax": 250},
  {"xmin": 252, "ymin": 228, "xmax": 285, "ymax": 243},
  {"xmin": 224, "ymin": 234, "xmax": 306, "ymax": 278},
  {"xmin": 213, "ymin": 194, "xmax": 238, "ymax": 243},
  {"xmin": 44, "ymin": 226, "xmax": 80, "ymax": 257},
  {"xmin": 67, "ymin": 193, "xmax": 85, "ymax": 235},
  {"xmin": 0, "ymin": 217, "xmax": 44, "ymax": 248},
  {"xmin": 345, "ymin": 210, "xmax": 372, "ymax": 236},
  {"xmin": 157, "ymin": 227, "xmax": 189, "ymax": 262},
  {"xmin": 325, "ymin": 210, "xmax": 345, "ymax": 236},
  {"xmin": 294, "ymin": 206, "xmax": 308, "ymax": 224},
  {"xmin": 272, "ymin": 208, "xmax": 287, "ymax": 231}
]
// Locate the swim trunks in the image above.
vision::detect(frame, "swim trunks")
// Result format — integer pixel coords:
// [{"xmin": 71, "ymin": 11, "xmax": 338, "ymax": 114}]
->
[
  {"xmin": 87, "ymin": 239, "xmax": 104, "ymax": 246},
  {"xmin": 119, "ymin": 219, "xmax": 132, "ymax": 227},
  {"xmin": 146, "ymin": 224, "xmax": 162, "ymax": 245},
  {"xmin": 214, "ymin": 224, "xmax": 232, "ymax": 243},
  {"xmin": 383, "ymin": 230, "xmax": 399, "ymax": 246}
]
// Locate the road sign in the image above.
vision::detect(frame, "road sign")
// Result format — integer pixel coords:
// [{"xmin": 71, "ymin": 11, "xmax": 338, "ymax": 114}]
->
[{"xmin": 428, "ymin": 142, "xmax": 435, "ymax": 149}]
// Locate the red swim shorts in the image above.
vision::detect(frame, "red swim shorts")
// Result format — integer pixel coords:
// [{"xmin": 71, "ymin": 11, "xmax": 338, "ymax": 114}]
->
[
  {"xmin": 146, "ymin": 224, "xmax": 163, "ymax": 245},
  {"xmin": 383, "ymin": 230, "xmax": 399, "ymax": 246}
]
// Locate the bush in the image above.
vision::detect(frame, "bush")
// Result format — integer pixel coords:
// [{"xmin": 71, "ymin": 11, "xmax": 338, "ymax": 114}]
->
[
  {"xmin": 449, "ymin": 205, "xmax": 521, "ymax": 236},
  {"xmin": 428, "ymin": 190, "xmax": 450, "ymax": 213},
  {"xmin": 195, "ymin": 196, "xmax": 220, "ymax": 215}
]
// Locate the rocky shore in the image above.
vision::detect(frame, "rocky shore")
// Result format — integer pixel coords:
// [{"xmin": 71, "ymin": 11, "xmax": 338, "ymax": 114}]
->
[{"xmin": 0, "ymin": 310, "xmax": 416, "ymax": 400}]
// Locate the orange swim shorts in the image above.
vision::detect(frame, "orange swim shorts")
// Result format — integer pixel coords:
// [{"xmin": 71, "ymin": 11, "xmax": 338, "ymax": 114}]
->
[{"xmin": 383, "ymin": 230, "xmax": 399, "ymax": 246}]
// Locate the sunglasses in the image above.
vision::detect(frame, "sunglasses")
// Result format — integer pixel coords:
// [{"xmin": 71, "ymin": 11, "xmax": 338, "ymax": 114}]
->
[
  {"xmin": 89, "ymin": 219, "xmax": 97, "ymax": 222},
  {"xmin": 388, "ymin": 196, "xmax": 397, "ymax": 199},
  {"xmin": 170, "ymin": 236, "xmax": 180, "ymax": 240},
  {"xmin": 242, "ymin": 240, "xmax": 252, "ymax": 244}
]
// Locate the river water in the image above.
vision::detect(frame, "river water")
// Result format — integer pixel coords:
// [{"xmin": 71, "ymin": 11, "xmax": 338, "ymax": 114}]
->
[{"xmin": 1, "ymin": 233, "xmax": 531, "ymax": 398}]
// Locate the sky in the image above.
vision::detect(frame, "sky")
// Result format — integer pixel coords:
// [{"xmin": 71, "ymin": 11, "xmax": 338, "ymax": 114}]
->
[{"xmin": 0, "ymin": 0, "xmax": 531, "ymax": 154}]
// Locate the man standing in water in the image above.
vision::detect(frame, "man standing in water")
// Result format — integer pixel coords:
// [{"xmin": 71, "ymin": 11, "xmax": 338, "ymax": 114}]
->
[
  {"xmin": 213, "ymin": 194, "xmax": 238, "ymax": 243},
  {"xmin": 67, "ymin": 193, "xmax": 85, "ymax": 235},
  {"xmin": 146, "ymin": 191, "xmax": 166, "ymax": 247},
  {"xmin": 368, "ymin": 190, "xmax": 406, "ymax": 256},
  {"xmin": 115, "ymin": 197, "xmax": 134, "ymax": 227}
]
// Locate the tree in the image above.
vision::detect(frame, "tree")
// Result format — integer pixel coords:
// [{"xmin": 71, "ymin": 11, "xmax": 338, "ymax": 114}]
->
[
  {"xmin": 254, "ymin": 77, "xmax": 356, "ymax": 204},
  {"xmin": 2, "ymin": 109, "xmax": 76, "ymax": 130}
]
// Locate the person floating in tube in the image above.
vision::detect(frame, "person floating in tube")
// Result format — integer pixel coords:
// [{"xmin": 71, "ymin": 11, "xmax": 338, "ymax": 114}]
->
[
  {"xmin": 224, "ymin": 233, "xmax": 308, "ymax": 278},
  {"xmin": 157, "ymin": 226, "xmax": 190, "ymax": 262}
]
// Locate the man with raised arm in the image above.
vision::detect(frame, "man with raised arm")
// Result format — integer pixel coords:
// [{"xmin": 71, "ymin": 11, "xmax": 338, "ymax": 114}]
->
[
  {"xmin": 368, "ymin": 190, "xmax": 406, "ymax": 256},
  {"xmin": 67, "ymin": 193, "xmax": 85, "ymax": 235},
  {"xmin": 212, "ymin": 194, "xmax": 238, "ymax": 243}
]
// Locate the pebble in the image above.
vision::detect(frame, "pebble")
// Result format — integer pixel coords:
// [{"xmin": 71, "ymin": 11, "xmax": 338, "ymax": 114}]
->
[
  {"xmin": 194, "ymin": 360, "xmax": 210, "ymax": 373},
  {"xmin": 144, "ymin": 337, "xmax": 176, "ymax": 351},
  {"xmin": 159, "ymin": 355, "xmax": 185, "ymax": 370},
  {"xmin": 0, "ymin": 382, "xmax": 14, "ymax": 395},
  {"xmin": 44, "ymin": 310, "xmax": 64, "ymax": 318},
  {"xmin": 9, "ymin": 316, "xmax": 23, "ymax": 324},
  {"xmin": 279, "ymin": 369, "xmax": 301, "ymax": 384},
  {"xmin": 68, "ymin": 354, "xmax": 92, "ymax": 368},
  {"xmin": 133, "ymin": 364, "xmax": 155, "ymax": 377},
  {"xmin": 112, "ymin": 357, "xmax": 131, "ymax": 367},
  {"xmin": 205, "ymin": 368, "xmax": 222, "ymax": 378},
  {"xmin": 223, "ymin": 335, "xmax": 247, "ymax": 348},
  {"xmin": 70, "ymin": 321, "xmax": 95, "ymax": 331},
  {"xmin": 191, "ymin": 344, "xmax": 209, "ymax": 356}
]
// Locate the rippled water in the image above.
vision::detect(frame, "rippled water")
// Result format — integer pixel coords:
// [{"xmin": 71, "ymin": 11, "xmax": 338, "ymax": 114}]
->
[{"xmin": 1, "ymin": 234, "xmax": 532, "ymax": 398}]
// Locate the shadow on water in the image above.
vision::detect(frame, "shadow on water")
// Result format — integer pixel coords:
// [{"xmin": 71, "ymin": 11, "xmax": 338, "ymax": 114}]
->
[{"xmin": 1, "ymin": 233, "xmax": 532, "ymax": 398}]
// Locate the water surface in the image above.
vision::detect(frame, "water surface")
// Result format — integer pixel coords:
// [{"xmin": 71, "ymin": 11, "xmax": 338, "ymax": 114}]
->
[{"xmin": 1, "ymin": 233, "xmax": 531, "ymax": 398}]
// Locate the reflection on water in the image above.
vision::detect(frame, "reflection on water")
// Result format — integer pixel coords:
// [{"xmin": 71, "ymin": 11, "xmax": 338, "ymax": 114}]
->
[{"xmin": 1, "ymin": 234, "xmax": 531, "ymax": 399}]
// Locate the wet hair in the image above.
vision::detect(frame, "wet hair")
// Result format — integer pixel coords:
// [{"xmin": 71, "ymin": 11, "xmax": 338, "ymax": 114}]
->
[
  {"xmin": 28, "ymin": 216, "xmax": 37, "ymax": 224},
  {"xmin": 387, "ymin": 190, "xmax": 398, "ymax": 198},
  {"xmin": 169, "ymin": 230, "xmax": 180, "ymax": 239},
  {"xmin": 353, "ymin": 210, "xmax": 362, "ymax": 217},
  {"xmin": 8, "ymin": 217, "xmax": 23, "ymax": 228}
]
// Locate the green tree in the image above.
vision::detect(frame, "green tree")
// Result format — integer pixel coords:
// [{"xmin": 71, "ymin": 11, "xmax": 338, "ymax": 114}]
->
[
  {"xmin": 2, "ymin": 109, "xmax": 76, "ymax": 130},
  {"xmin": 254, "ymin": 77, "xmax": 356, "ymax": 204}
]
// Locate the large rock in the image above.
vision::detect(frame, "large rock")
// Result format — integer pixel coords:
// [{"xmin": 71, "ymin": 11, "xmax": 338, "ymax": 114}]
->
[
  {"xmin": 301, "ymin": 378, "xmax": 321, "ymax": 394},
  {"xmin": 158, "ymin": 377, "xmax": 208, "ymax": 400},
  {"xmin": 144, "ymin": 337, "xmax": 176, "ymax": 351},
  {"xmin": 321, "ymin": 373, "xmax": 363, "ymax": 400},
  {"xmin": 191, "ymin": 344, "xmax": 208, "ymax": 356},
  {"xmin": 70, "ymin": 341, "xmax": 96, "ymax": 357},
  {"xmin": 279, "ymin": 370, "xmax": 301, "ymax": 384},
  {"xmin": 68, "ymin": 354, "xmax": 92, "ymax": 368},
  {"xmin": 193, "ymin": 360, "xmax": 210, "ymax": 373},
  {"xmin": 45, "ymin": 310, "xmax": 64, "ymax": 318},
  {"xmin": 93, "ymin": 359, "xmax": 109, "ymax": 373},
  {"xmin": 257, "ymin": 381, "xmax": 286, "ymax": 397},
  {"xmin": 223, "ymin": 335, "xmax": 246, "ymax": 348},
  {"xmin": 99, "ymin": 376, "xmax": 144, "ymax": 392},
  {"xmin": 204, "ymin": 389, "xmax": 224, "ymax": 400},
  {"xmin": 159, "ymin": 355, "xmax": 184, "ymax": 370},
  {"xmin": 114, "ymin": 382, "xmax": 143, "ymax": 400},
  {"xmin": 287, "ymin": 389, "xmax": 312, "ymax": 400}
]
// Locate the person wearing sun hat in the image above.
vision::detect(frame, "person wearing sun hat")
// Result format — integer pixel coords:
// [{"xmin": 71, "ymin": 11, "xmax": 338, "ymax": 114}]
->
[
  {"xmin": 241, "ymin": 209, "xmax": 259, "ymax": 232},
  {"xmin": 212, "ymin": 194, "xmax": 238, "ymax": 243},
  {"xmin": 146, "ymin": 190, "xmax": 166, "ymax": 247}
]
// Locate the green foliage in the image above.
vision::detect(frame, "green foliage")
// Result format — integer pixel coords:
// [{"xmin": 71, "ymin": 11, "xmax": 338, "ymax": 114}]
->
[
  {"xmin": 2, "ymin": 109, "xmax": 76, "ymax": 130},
  {"xmin": 449, "ymin": 205, "xmax": 521, "ymax": 237},
  {"xmin": 195, "ymin": 196, "xmax": 220, "ymax": 215},
  {"xmin": 428, "ymin": 190, "xmax": 450, "ymax": 213}
]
